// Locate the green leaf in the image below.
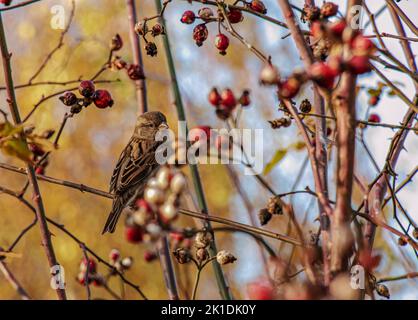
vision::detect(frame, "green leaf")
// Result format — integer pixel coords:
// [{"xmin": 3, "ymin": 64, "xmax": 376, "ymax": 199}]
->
[{"xmin": 263, "ymin": 149, "xmax": 287, "ymax": 175}]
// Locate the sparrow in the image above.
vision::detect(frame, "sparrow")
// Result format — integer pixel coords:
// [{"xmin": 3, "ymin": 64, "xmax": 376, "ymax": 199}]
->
[{"xmin": 102, "ymin": 111, "xmax": 168, "ymax": 234}]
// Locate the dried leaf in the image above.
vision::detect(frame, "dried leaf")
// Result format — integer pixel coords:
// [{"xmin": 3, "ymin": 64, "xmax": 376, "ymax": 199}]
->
[{"xmin": 263, "ymin": 149, "xmax": 287, "ymax": 175}]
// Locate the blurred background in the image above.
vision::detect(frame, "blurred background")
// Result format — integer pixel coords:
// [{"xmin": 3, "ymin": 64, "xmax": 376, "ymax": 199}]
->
[{"xmin": 0, "ymin": 0, "xmax": 417, "ymax": 299}]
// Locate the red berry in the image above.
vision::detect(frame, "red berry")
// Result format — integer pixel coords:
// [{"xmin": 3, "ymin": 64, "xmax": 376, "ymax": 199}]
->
[
  {"xmin": 109, "ymin": 249, "xmax": 120, "ymax": 262},
  {"xmin": 247, "ymin": 280, "xmax": 274, "ymax": 300},
  {"xmin": 35, "ymin": 166, "xmax": 45, "ymax": 175},
  {"xmin": 310, "ymin": 21, "xmax": 323, "ymax": 38},
  {"xmin": 59, "ymin": 91, "xmax": 78, "ymax": 106},
  {"xmin": 220, "ymin": 88, "xmax": 236, "ymax": 110},
  {"xmin": 215, "ymin": 34, "xmax": 229, "ymax": 55},
  {"xmin": 239, "ymin": 90, "xmax": 251, "ymax": 107},
  {"xmin": 0, "ymin": 0, "xmax": 12, "ymax": 6},
  {"xmin": 127, "ymin": 64, "xmax": 144, "ymax": 80},
  {"xmin": 327, "ymin": 55, "xmax": 343, "ymax": 76},
  {"xmin": 125, "ymin": 226, "xmax": 144, "ymax": 243},
  {"xmin": 308, "ymin": 62, "xmax": 336, "ymax": 89},
  {"xmin": 368, "ymin": 95, "xmax": 379, "ymax": 106},
  {"xmin": 368, "ymin": 113, "xmax": 381, "ymax": 123},
  {"xmin": 351, "ymin": 34, "xmax": 376, "ymax": 56},
  {"xmin": 227, "ymin": 9, "xmax": 243, "ymax": 24},
  {"xmin": 328, "ymin": 20, "xmax": 346, "ymax": 38},
  {"xmin": 193, "ymin": 24, "xmax": 208, "ymax": 47},
  {"xmin": 249, "ymin": 0, "xmax": 267, "ymax": 14},
  {"xmin": 320, "ymin": 2, "xmax": 338, "ymax": 18},
  {"xmin": 279, "ymin": 77, "xmax": 301, "ymax": 99},
  {"xmin": 189, "ymin": 126, "xmax": 212, "ymax": 143},
  {"xmin": 78, "ymin": 80, "xmax": 95, "ymax": 98},
  {"xmin": 170, "ymin": 232, "xmax": 185, "ymax": 243},
  {"xmin": 81, "ymin": 258, "xmax": 97, "ymax": 273},
  {"xmin": 93, "ymin": 89, "xmax": 114, "ymax": 109},
  {"xmin": 180, "ymin": 10, "xmax": 195, "ymax": 24},
  {"xmin": 144, "ymin": 250, "xmax": 157, "ymax": 262},
  {"xmin": 347, "ymin": 55, "xmax": 371, "ymax": 75},
  {"xmin": 208, "ymin": 87, "xmax": 222, "ymax": 106}
]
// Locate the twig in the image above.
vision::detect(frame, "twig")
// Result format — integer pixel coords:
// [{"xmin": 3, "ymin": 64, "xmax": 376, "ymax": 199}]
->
[
  {"xmin": 0, "ymin": 259, "xmax": 31, "ymax": 300},
  {"xmin": 0, "ymin": 0, "xmax": 41, "ymax": 11}
]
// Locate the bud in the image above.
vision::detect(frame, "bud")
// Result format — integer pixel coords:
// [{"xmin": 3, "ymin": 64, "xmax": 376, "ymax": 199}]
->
[
  {"xmin": 173, "ymin": 248, "xmax": 191, "ymax": 264},
  {"xmin": 216, "ymin": 250, "xmax": 237, "ymax": 265}
]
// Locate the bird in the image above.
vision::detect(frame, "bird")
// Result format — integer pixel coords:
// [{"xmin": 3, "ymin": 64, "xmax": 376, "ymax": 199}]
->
[{"xmin": 102, "ymin": 111, "xmax": 168, "ymax": 234}]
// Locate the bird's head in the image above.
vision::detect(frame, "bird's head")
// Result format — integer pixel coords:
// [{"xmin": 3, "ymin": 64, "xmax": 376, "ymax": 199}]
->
[{"xmin": 134, "ymin": 111, "xmax": 168, "ymax": 139}]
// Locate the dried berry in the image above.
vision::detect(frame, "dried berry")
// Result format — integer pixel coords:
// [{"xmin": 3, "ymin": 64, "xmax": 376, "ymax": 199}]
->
[
  {"xmin": 193, "ymin": 24, "xmax": 208, "ymax": 47},
  {"xmin": 215, "ymin": 33, "xmax": 229, "ymax": 55},
  {"xmin": 249, "ymin": 0, "xmax": 267, "ymax": 14},
  {"xmin": 145, "ymin": 42, "xmax": 158, "ymax": 57},
  {"xmin": 110, "ymin": 34, "xmax": 123, "ymax": 51},
  {"xmin": 268, "ymin": 117, "xmax": 291, "ymax": 129},
  {"xmin": 397, "ymin": 237, "xmax": 407, "ymax": 246},
  {"xmin": 239, "ymin": 90, "xmax": 251, "ymax": 107},
  {"xmin": 173, "ymin": 248, "xmax": 191, "ymax": 264},
  {"xmin": 216, "ymin": 250, "xmax": 237, "ymax": 265},
  {"xmin": 194, "ymin": 232, "xmax": 211, "ymax": 249},
  {"xmin": 375, "ymin": 283, "xmax": 390, "ymax": 299},
  {"xmin": 299, "ymin": 98, "xmax": 312, "ymax": 113},
  {"xmin": 198, "ymin": 7, "xmax": 214, "ymax": 22},
  {"xmin": 181, "ymin": 10, "xmax": 196, "ymax": 24},
  {"xmin": 151, "ymin": 23, "xmax": 165, "ymax": 37},
  {"xmin": 134, "ymin": 21, "xmax": 148, "ymax": 35},
  {"xmin": 267, "ymin": 196, "xmax": 283, "ymax": 215},
  {"xmin": 127, "ymin": 64, "xmax": 145, "ymax": 80},
  {"xmin": 59, "ymin": 91, "xmax": 78, "ymax": 106},
  {"xmin": 196, "ymin": 248, "xmax": 209, "ymax": 262},
  {"xmin": 70, "ymin": 104, "xmax": 83, "ymax": 114},
  {"xmin": 79, "ymin": 80, "xmax": 95, "ymax": 98},
  {"xmin": 93, "ymin": 89, "xmax": 114, "ymax": 109},
  {"xmin": 301, "ymin": 5, "xmax": 320, "ymax": 23},
  {"xmin": 258, "ymin": 208, "xmax": 272, "ymax": 226}
]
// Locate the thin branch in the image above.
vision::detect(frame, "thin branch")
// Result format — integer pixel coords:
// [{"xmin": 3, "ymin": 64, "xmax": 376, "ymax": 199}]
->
[
  {"xmin": 0, "ymin": 259, "xmax": 31, "ymax": 300},
  {"xmin": 0, "ymin": 0, "xmax": 41, "ymax": 11}
]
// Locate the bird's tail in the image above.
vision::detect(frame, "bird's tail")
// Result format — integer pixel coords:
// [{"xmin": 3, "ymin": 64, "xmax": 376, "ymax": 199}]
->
[{"xmin": 102, "ymin": 197, "xmax": 124, "ymax": 234}]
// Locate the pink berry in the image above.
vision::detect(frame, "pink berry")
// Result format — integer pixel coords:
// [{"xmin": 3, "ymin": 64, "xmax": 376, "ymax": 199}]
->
[
  {"xmin": 329, "ymin": 20, "xmax": 346, "ymax": 38},
  {"xmin": 351, "ymin": 34, "xmax": 376, "ymax": 56},
  {"xmin": 279, "ymin": 77, "xmax": 301, "ymax": 99}
]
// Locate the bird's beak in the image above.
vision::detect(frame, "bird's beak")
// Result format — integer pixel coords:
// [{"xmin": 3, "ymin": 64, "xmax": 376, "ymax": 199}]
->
[{"xmin": 158, "ymin": 122, "xmax": 169, "ymax": 130}]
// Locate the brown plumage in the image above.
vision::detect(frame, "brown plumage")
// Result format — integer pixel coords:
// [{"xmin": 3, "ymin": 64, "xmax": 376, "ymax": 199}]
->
[{"xmin": 102, "ymin": 111, "xmax": 168, "ymax": 234}]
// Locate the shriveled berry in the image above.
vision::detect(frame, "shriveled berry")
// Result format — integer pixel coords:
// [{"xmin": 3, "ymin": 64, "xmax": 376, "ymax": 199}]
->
[
  {"xmin": 299, "ymin": 98, "xmax": 312, "ymax": 113},
  {"xmin": 79, "ymin": 80, "xmax": 95, "ymax": 98},
  {"xmin": 151, "ymin": 23, "xmax": 165, "ymax": 37},
  {"xmin": 368, "ymin": 113, "xmax": 381, "ymax": 123},
  {"xmin": 127, "ymin": 64, "xmax": 144, "ymax": 80},
  {"xmin": 321, "ymin": 2, "xmax": 338, "ymax": 18},
  {"xmin": 59, "ymin": 91, "xmax": 78, "ymax": 106},
  {"xmin": 193, "ymin": 24, "xmax": 208, "ymax": 47},
  {"xmin": 208, "ymin": 87, "xmax": 222, "ymax": 106},
  {"xmin": 347, "ymin": 55, "xmax": 371, "ymax": 75},
  {"xmin": 93, "ymin": 89, "xmax": 114, "ymax": 109},
  {"xmin": 145, "ymin": 42, "xmax": 158, "ymax": 57},
  {"xmin": 220, "ymin": 88, "xmax": 236, "ymax": 110},
  {"xmin": 215, "ymin": 33, "xmax": 229, "ymax": 55},
  {"xmin": 110, "ymin": 34, "xmax": 123, "ymax": 51},
  {"xmin": 70, "ymin": 104, "xmax": 82, "ymax": 114},
  {"xmin": 125, "ymin": 226, "xmax": 143, "ymax": 243},
  {"xmin": 227, "ymin": 9, "xmax": 243, "ymax": 24},
  {"xmin": 249, "ymin": 0, "xmax": 267, "ymax": 14},
  {"xmin": 302, "ymin": 4, "xmax": 320, "ymax": 23},
  {"xmin": 180, "ymin": 10, "xmax": 195, "ymax": 24}
]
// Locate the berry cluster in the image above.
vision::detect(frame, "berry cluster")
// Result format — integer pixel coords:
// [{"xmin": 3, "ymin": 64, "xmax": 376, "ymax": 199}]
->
[
  {"xmin": 76, "ymin": 257, "xmax": 102, "ymax": 286},
  {"xmin": 301, "ymin": 1, "xmax": 339, "ymax": 24},
  {"xmin": 134, "ymin": 21, "xmax": 165, "ymax": 57},
  {"xmin": 124, "ymin": 166, "xmax": 187, "ymax": 244},
  {"xmin": 59, "ymin": 80, "xmax": 114, "ymax": 114},
  {"xmin": 208, "ymin": 87, "xmax": 250, "ymax": 120}
]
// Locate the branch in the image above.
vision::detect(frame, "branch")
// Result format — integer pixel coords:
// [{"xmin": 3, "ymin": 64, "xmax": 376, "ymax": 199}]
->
[
  {"xmin": 0, "ymin": 258, "xmax": 31, "ymax": 300},
  {"xmin": 0, "ymin": 0, "xmax": 41, "ymax": 11}
]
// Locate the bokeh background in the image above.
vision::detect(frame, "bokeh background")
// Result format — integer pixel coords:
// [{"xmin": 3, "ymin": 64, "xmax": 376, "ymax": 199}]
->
[{"xmin": 0, "ymin": 0, "xmax": 417, "ymax": 299}]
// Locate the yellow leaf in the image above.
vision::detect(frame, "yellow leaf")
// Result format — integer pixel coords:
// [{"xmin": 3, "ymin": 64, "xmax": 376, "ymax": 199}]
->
[{"xmin": 263, "ymin": 149, "xmax": 287, "ymax": 175}]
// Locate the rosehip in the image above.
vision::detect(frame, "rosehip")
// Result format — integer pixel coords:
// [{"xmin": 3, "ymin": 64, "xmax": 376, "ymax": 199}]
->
[
  {"xmin": 347, "ymin": 55, "xmax": 371, "ymax": 75},
  {"xmin": 279, "ymin": 77, "xmax": 301, "ymax": 99},
  {"xmin": 220, "ymin": 88, "xmax": 236, "ymax": 110},
  {"xmin": 93, "ymin": 89, "xmax": 114, "ymax": 108},
  {"xmin": 208, "ymin": 87, "xmax": 222, "ymax": 106},
  {"xmin": 110, "ymin": 34, "xmax": 123, "ymax": 51},
  {"xmin": 247, "ymin": 280, "xmax": 274, "ymax": 300},
  {"xmin": 125, "ymin": 226, "xmax": 143, "ymax": 243},
  {"xmin": 249, "ymin": 0, "xmax": 267, "ymax": 14},
  {"xmin": 239, "ymin": 90, "xmax": 251, "ymax": 106},
  {"xmin": 78, "ymin": 80, "xmax": 95, "ymax": 98},
  {"xmin": 181, "ymin": 10, "xmax": 195, "ymax": 24},
  {"xmin": 368, "ymin": 113, "xmax": 381, "ymax": 123},
  {"xmin": 215, "ymin": 33, "xmax": 229, "ymax": 55},
  {"xmin": 227, "ymin": 9, "xmax": 243, "ymax": 24},
  {"xmin": 198, "ymin": 7, "xmax": 214, "ymax": 22},
  {"xmin": 308, "ymin": 62, "xmax": 336, "ymax": 89},
  {"xmin": 144, "ymin": 250, "xmax": 157, "ymax": 262},
  {"xmin": 351, "ymin": 34, "xmax": 376, "ymax": 56},
  {"xmin": 321, "ymin": 2, "xmax": 338, "ymax": 18},
  {"xmin": 59, "ymin": 91, "xmax": 78, "ymax": 106},
  {"xmin": 368, "ymin": 95, "xmax": 379, "ymax": 106},
  {"xmin": 127, "ymin": 64, "xmax": 144, "ymax": 80},
  {"xmin": 193, "ymin": 24, "xmax": 208, "ymax": 46}
]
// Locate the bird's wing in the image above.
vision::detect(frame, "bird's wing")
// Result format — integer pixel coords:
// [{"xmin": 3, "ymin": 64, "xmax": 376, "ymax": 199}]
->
[{"xmin": 110, "ymin": 138, "xmax": 160, "ymax": 195}]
